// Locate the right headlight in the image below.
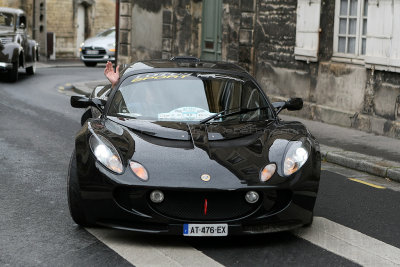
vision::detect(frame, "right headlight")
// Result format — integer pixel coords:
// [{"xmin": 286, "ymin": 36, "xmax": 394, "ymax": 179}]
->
[
  {"xmin": 283, "ymin": 141, "xmax": 309, "ymax": 176},
  {"xmin": 89, "ymin": 134, "xmax": 123, "ymax": 174}
]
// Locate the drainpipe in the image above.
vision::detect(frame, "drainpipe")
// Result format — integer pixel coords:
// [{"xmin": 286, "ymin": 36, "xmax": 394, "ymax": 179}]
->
[{"xmin": 115, "ymin": 0, "xmax": 120, "ymax": 67}]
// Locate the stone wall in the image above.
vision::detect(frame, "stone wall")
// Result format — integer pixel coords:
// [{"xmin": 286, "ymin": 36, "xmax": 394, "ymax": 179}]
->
[
  {"xmin": 121, "ymin": 0, "xmax": 202, "ymax": 62},
  {"xmin": 252, "ymin": 0, "xmax": 400, "ymax": 138},
  {"xmin": 0, "ymin": 0, "xmax": 115, "ymax": 58},
  {"xmin": 46, "ymin": 0, "xmax": 115, "ymax": 58},
  {"xmin": 46, "ymin": 0, "xmax": 74, "ymax": 57},
  {"xmin": 222, "ymin": 0, "xmax": 256, "ymax": 72}
]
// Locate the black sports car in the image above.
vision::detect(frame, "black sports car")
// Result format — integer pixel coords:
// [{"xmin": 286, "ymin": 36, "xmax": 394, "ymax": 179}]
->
[{"xmin": 68, "ymin": 57, "xmax": 320, "ymax": 236}]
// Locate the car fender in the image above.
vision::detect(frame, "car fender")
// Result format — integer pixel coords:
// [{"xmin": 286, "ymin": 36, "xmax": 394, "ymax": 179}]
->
[
  {"xmin": 25, "ymin": 39, "xmax": 38, "ymax": 63},
  {"xmin": 1, "ymin": 43, "xmax": 21, "ymax": 63}
]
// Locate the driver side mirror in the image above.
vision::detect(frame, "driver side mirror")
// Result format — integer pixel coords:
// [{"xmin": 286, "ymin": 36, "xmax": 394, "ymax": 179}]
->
[
  {"xmin": 285, "ymin": 97, "xmax": 303, "ymax": 111},
  {"xmin": 70, "ymin": 95, "xmax": 106, "ymax": 110},
  {"xmin": 272, "ymin": 97, "xmax": 303, "ymax": 114}
]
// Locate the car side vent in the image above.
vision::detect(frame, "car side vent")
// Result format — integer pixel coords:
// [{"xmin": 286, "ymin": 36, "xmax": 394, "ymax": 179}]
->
[{"xmin": 170, "ymin": 56, "xmax": 200, "ymax": 62}]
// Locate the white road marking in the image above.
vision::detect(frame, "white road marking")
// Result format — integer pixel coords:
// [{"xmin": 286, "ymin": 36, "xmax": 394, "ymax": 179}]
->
[
  {"xmin": 292, "ymin": 217, "xmax": 400, "ymax": 266},
  {"xmin": 87, "ymin": 216, "xmax": 400, "ymax": 267},
  {"xmin": 86, "ymin": 228, "xmax": 223, "ymax": 267}
]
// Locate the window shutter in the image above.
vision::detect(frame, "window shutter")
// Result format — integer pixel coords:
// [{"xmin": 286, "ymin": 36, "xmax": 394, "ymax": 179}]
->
[
  {"xmin": 365, "ymin": 0, "xmax": 400, "ymax": 71},
  {"xmin": 295, "ymin": 0, "xmax": 322, "ymax": 62}
]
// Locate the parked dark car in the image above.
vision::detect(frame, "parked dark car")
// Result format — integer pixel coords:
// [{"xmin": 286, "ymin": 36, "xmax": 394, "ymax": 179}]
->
[
  {"xmin": 79, "ymin": 27, "xmax": 115, "ymax": 67},
  {"xmin": 68, "ymin": 57, "xmax": 321, "ymax": 236},
  {"xmin": 0, "ymin": 7, "xmax": 38, "ymax": 82}
]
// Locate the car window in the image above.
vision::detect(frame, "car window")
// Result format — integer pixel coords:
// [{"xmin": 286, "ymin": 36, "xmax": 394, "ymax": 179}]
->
[
  {"xmin": 18, "ymin": 15, "xmax": 26, "ymax": 28},
  {"xmin": 108, "ymin": 72, "xmax": 272, "ymax": 122},
  {"xmin": 0, "ymin": 13, "xmax": 14, "ymax": 27},
  {"xmin": 97, "ymin": 28, "xmax": 115, "ymax": 37}
]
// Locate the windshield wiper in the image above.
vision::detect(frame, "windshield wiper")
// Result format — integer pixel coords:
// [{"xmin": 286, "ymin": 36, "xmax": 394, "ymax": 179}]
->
[{"xmin": 200, "ymin": 106, "xmax": 270, "ymax": 124}]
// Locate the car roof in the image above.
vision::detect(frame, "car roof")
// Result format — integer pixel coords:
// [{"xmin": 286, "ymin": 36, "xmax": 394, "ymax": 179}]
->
[
  {"xmin": 120, "ymin": 57, "xmax": 249, "ymax": 78},
  {"xmin": 0, "ymin": 7, "xmax": 25, "ymax": 16}
]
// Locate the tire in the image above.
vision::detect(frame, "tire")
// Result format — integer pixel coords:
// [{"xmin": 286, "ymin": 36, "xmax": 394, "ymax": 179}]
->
[
  {"xmin": 7, "ymin": 61, "xmax": 18, "ymax": 82},
  {"xmin": 26, "ymin": 62, "xmax": 36, "ymax": 75},
  {"xmin": 303, "ymin": 215, "xmax": 314, "ymax": 227},
  {"xmin": 84, "ymin": 61, "xmax": 97, "ymax": 67},
  {"xmin": 67, "ymin": 151, "xmax": 93, "ymax": 226}
]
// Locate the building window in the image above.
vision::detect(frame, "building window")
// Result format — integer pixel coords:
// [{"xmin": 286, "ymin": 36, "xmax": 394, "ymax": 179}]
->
[{"xmin": 334, "ymin": 0, "xmax": 368, "ymax": 57}]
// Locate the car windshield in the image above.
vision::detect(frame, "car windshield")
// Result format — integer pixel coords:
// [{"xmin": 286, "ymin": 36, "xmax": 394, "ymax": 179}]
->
[
  {"xmin": 96, "ymin": 28, "xmax": 115, "ymax": 37},
  {"xmin": 0, "ymin": 12, "xmax": 14, "ymax": 28},
  {"xmin": 108, "ymin": 72, "xmax": 273, "ymax": 122}
]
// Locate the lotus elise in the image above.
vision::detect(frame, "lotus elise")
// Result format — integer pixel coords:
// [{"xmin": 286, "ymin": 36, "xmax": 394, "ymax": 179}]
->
[{"xmin": 68, "ymin": 57, "xmax": 320, "ymax": 236}]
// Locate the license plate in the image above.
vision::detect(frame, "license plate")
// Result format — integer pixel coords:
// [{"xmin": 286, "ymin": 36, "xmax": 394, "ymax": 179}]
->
[
  {"xmin": 86, "ymin": 50, "xmax": 99, "ymax": 55},
  {"xmin": 183, "ymin": 224, "xmax": 228, "ymax": 236}
]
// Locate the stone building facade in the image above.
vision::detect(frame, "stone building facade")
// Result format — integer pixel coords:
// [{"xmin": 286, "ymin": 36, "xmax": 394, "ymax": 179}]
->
[
  {"xmin": 47, "ymin": 0, "xmax": 115, "ymax": 58},
  {"xmin": 0, "ymin": 0, "xmax": 115, "ymax": 58},
  {"xmin": 118, "ymin": 0, "xmax": 400, "ymax": 139}
]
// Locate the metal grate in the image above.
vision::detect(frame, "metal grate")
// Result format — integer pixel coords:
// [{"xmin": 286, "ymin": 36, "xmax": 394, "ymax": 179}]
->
[{"xmin": 148, "ymin": 190, "xmax": 260, "ymax": 221}]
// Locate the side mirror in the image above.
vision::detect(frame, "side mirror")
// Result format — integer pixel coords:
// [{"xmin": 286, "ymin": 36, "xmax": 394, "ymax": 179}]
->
[
  {"xmin": 286, "ymin": 98, "xmax": 303, "ymax": 111},
  {"xmin": 272, "ymin": 97, "xmax": 303, "ymax": 114},
  {"xmin": 70, "ymin": 95, "xmax": 106, "ymax": 110}
]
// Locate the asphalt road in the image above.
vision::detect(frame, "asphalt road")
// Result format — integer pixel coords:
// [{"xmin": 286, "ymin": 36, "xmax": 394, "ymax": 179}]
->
[{"xmin": 0, "ymin": 67, "xmax": 399, "ymax": 266}]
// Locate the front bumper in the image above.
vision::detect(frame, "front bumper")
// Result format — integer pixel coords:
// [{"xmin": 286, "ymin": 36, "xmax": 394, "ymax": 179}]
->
[
  {"xmin": 80, "ymin": 52, "xmax": 115, "ymax": 63},
  {"xmin": 0, "ymin": 62, "xmax": 13, "ymax": 71},
  {"xmin": 77, "ymin": 162, "xmax": 319, "ymax": 235}
]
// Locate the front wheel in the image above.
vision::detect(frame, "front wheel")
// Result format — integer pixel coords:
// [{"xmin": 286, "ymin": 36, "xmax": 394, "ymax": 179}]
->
[
  {"xmin": 67, "ymin": 151, "xmax": 93, "ymax": 227},
  {"xmin": 26, "ymin": 62, "xmax": 36, "ymax": 75},
  {"xmin": 303, "ymin": 215, "xmax": 314, "ymax": 228},
  {"xmin": 8, "ymin": 61, "xmax": 18, "ymax": 82}
]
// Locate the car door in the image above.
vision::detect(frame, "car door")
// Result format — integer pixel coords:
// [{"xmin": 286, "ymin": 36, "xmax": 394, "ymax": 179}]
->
[{"xmin": 17, "ymin": 14, "xmax": 29, "ymax": 63}]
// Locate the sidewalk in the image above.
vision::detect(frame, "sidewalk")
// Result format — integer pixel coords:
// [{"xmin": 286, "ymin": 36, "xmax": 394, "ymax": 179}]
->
[{"xmin": 71, "ymin": 80, "xmax": 400, "ymax": 183}]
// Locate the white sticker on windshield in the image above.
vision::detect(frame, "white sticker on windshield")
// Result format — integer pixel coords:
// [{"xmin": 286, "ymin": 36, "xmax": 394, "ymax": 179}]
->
[{"xmin": 158, "ymin": 107, "xmax": 215, "ymax": 121}]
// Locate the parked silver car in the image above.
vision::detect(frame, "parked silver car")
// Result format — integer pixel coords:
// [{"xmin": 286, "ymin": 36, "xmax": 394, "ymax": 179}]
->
[{"xmin": 80, "ymin": 27, "xmax": 115, "ymax": 67}]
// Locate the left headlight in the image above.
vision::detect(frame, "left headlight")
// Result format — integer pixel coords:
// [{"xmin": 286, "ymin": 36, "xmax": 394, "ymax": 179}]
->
[
  {"xmin": 283, "ymin": 141, "xmax": 309, "ymax": 176},
  {"xmin": 89, "ymin": 134, "xmax": 123, "ymax": 174}
]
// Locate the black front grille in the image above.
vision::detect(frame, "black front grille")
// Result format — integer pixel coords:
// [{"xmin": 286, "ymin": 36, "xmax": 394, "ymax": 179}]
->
[
  {"xmin": 149, "ymin": 190, "xmax": 260, "ymax": 221},
  {"xmin": 82, "ymin": 46, "xmax": 106, "ymax": 55}
]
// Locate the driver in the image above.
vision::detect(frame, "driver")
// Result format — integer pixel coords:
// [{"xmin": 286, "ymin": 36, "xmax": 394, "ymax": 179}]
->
[{"xmin": 105, "ymin": 61, "xmax": 156, "ymax": 117}]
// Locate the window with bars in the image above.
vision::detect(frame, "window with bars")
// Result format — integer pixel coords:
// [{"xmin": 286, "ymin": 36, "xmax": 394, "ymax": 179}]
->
[{"xmin": 334, "ymin": 0, "xmax": 368, "ymax": 57}]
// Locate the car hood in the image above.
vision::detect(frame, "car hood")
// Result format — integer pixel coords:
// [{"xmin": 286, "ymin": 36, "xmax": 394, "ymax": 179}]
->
[
  {"xmin": 89, "ymin": 117, "xmax": 313, "ymax": 188},
  {"xmin": 82, "ymin": 36, "xmax": 114, "ymax": 48}
]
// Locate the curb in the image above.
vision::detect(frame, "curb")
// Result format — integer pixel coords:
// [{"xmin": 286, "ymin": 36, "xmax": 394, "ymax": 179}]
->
[
  {"xmin": 320, "ymin": 145, "xmax": 400, "ymax": 182},
  {"xmin": 72, "ymin": 80, "xmax": 108, "ymax": 96}
]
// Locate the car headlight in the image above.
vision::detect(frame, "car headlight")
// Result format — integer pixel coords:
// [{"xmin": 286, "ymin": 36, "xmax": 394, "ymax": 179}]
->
[
  {"xmin": 89, "ymin": 134, "xmax": 123, "ymax": 174},
  {"xmin": 283, "ymin": 141, "xmax": 309, "ymax": 176},
  {"xmin": 108, "ymin": 43, "xmax": 116, "ymax": 52}
]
